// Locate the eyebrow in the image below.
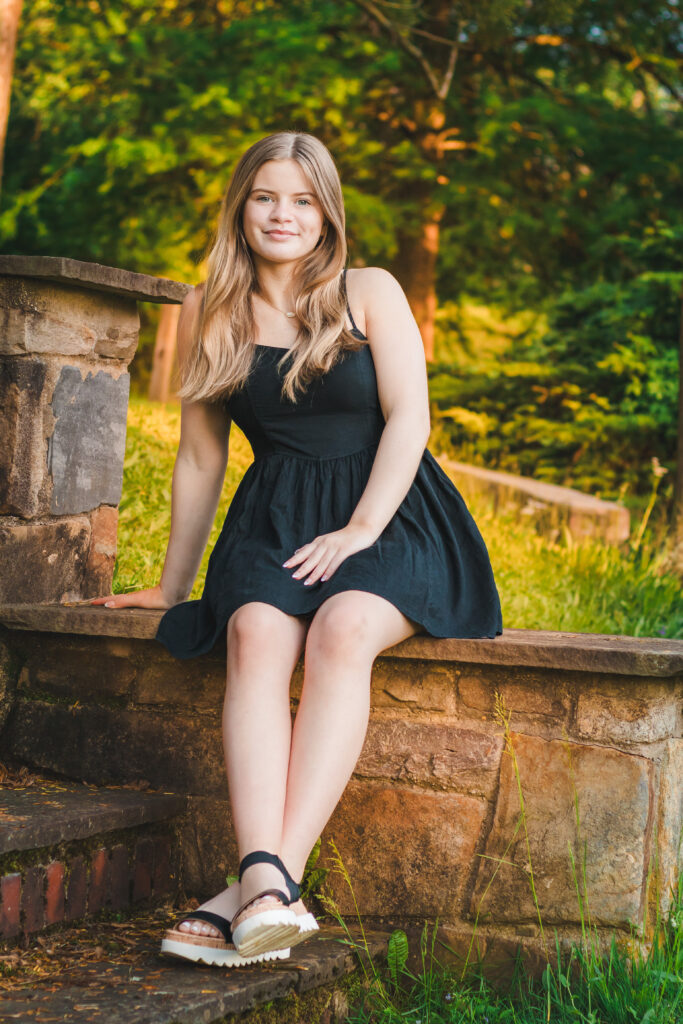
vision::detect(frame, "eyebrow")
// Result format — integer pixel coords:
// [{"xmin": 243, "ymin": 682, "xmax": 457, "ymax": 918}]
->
[{"xmin": 249, "ymin": 188, "xmax": 315, "ymax": 197}]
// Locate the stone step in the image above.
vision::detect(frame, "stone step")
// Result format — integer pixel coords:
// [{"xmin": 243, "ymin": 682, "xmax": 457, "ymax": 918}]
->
[
  {"xmin": 0, "ymin": 901, "xmax": 389, "ymax": 1023},
  {"xmin": 0, "ymin": 774, "xmax": 186, "ymax": 942}
]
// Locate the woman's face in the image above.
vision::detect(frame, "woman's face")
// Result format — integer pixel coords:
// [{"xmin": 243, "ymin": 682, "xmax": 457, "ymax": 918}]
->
[{"xmin": 242, "ymin": 158, "xmax": 326, "ymax": 267}]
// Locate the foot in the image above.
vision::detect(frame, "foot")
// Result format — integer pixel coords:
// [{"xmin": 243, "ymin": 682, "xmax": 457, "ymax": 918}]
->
[
  {"xmin": 232, "ymin": 860, "xmax": 300, "ymax": 930},
  {"xmin": 176, "ymin": 881, "xmax": 242, "ymax": 939},
  {"xmin": 175, "ymin": 880, "xmax": 309, "ymax": 940}
]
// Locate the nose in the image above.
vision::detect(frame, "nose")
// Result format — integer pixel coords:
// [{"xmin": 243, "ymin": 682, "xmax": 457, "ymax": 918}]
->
[{"xmin": 269, "ymin": 200, "xmax": 295, "ymax": 223}]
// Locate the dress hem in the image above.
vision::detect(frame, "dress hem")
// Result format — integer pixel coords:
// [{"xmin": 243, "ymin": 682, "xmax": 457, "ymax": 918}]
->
[{"xmin": 154, "ymin": 584, "xmax": 503, "ymax": 661}]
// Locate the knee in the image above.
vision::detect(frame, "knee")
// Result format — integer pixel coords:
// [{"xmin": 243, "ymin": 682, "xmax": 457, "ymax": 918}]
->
[
  {"xmin": 226, "ymin": 603, "xmax": 283, "ymax": 664},
  {"xmin": 306, "ymin": 602, "xmax": 373, "ymax": 662}
]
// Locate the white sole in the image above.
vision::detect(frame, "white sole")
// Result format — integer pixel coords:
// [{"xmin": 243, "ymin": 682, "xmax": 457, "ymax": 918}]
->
[
  {"xmin": 287, "ymin": 912, "xmax": 320, "ymax": 949},
  {"xmin": 160, "ymin": 936, "xmax": 290, "ymax": 967},
  {"xmin": 232, "ymin": 907, "xmax": 301, "ymax": 958}
]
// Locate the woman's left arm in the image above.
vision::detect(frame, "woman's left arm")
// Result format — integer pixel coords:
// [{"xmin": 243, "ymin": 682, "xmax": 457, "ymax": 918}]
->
[
  {"xmin": 283, "ymin": 268, "xmax": 431, "ymax": 585},
  {"xmin": 345, "ymin": 267, "xmax": 431, "ymax": 537}
]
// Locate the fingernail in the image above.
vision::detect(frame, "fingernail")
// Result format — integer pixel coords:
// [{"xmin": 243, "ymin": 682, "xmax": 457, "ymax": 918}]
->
[
  {"xmin": 105, "ymin": 602, "xmax": 114, "ymax": 608},
  {"xmin": 321, "ymin": 575, "xmax": 327, "ymax": 581}
]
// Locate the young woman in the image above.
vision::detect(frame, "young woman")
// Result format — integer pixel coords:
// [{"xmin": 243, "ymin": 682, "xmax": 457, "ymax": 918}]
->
[{"xmin": 92, "ymin": 131, "xmax": 503, "ymax": 967}]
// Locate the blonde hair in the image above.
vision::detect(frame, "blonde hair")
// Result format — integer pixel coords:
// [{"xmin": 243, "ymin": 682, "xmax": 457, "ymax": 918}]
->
[{"xmin": 175, "ymin": 131, "xmax": 365, "ymax": 405}]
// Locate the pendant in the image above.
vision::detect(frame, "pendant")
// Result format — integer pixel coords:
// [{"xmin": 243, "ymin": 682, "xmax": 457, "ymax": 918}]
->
[{"xmin": 285, "ymin": 311, "xmax": 295, "ymax": 318}]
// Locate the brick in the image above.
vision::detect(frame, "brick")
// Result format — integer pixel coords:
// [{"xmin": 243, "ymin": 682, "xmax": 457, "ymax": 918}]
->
[
  {"xmin": 152, "ymin": 836, "xmax": 173, "ymax": 894},
  {"xmin": 21, "ymin": 865, "xmax": 45, "ymax": 934},
  {"xmin": 0, "ymin": 873, "xmax": 21, "ymax": 939},
  {"xmin": 88, "ymin": 848, "xmax": 109, "ymax": 915},
  {"xmin": 133, "ymin": 838, "xmax": 154, "ymax": 902},
  {"xmin": 45, "ymin": 861, "xmax": 65, "ymax": 925},
  {"xmin": 65, "ymin": 855, "xmax": 87, "ymax": 921},
  {"xmin": 109, "ymin": 845, "xmax": 130, "ymax": 911}
]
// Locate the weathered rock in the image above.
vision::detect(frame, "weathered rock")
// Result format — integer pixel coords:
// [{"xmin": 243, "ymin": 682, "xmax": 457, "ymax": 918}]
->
[
  {"xmin": 458, "ymin": 665, "xmax": 571, "ymax": 726},
  {"xmin": 654, "ymin": 738, "xmax": 683, "ymax": 919},
  {"xmin": 575, "ymin": 679, "xmax": 681, "ymax": 744},
  {"xmin": 0, "ymin": 256, "xmax": 189, "ymax": 303},
  {"xmin": 174, "ymin": 796, "xmax": 238, "ymax": 897},
  {"xmin": 0, "ymin": 356, "xmax": 47, "ymax": 517},
  {"xmin": 355, "ymin": 718, "xmax": 502, "ymax": 797},
  {"xmin": 6, "ymin": 700, "xmax": 229, "ymax": 796},
  {"xmin": 320, "ymin": 780, "xmax": 487, "ymax": 917},
  {"xmin": 371, "ymin": 657, "xmax": 458, "ymax": 713},
  {"xmin": 0, "ymin": 640, "xmax": 14, "ymax": 734},
  {"xmin": 48, "ymin": 365, "xmax": 130, "ymax": 515},
  {"xmin": 0, "ymin": 277, "xmax": 139, "ymax": 360},
  {"xmin": 471, "ymin": 732, "xmax": 653, "ymax": 929},
  {"xmin": 82, "ymin": 505, "xmax": 119, "ymax": 598},
  {"xmin": 0, "ymin": 516, "xmax": 91, "ymax": 603},
  {"xmin": 134, "ymin": 655, "xmax": 226, "ymax": 712},
  {"xmin": 16, "ymin": 636, "xmax": 135, "ymax": 702},
  {"xmin": 0, "ymin": 781, "xmax": 186, "ymax": 853}
]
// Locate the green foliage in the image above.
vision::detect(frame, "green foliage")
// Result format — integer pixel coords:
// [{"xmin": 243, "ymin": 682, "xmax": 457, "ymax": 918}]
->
[
  {"xmin": 432, "ymin": 222, "xmax": 682, "ymax": 503},
  {"xmin": 387, "ymin": 930, "xmax": 409, "ymax": 989}
]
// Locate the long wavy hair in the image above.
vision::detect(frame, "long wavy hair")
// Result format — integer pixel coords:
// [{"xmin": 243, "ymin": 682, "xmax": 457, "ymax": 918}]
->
[{"xmin": 174, "ymin": 132, "xmax": 365, "ymax": 405}]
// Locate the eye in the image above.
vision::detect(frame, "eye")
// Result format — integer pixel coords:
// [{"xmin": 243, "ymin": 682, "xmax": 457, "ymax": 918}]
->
[
  {"xmin": 296, "ymin": 198, "xmax": 311, "ymax": 206},
  {"xmin": 255, "ymin": 195, "xmax": 271, "ymax": 202}
]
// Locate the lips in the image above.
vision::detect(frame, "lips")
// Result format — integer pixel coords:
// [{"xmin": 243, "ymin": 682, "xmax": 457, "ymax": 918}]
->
[{"xmin": 267, "ymin": 230, "xmax": 295, "ymax": 237}]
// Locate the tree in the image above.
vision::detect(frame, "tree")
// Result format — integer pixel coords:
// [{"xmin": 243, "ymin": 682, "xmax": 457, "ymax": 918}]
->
[{"xmin": 0, "ymin": 0, "xmax": 23, "ymax": 194}]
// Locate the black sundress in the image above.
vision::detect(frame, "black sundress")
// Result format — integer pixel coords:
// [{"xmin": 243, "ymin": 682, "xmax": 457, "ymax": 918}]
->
[{"xmin": 155, "ymin": 270, "xmax": 503, "ymax": 660}]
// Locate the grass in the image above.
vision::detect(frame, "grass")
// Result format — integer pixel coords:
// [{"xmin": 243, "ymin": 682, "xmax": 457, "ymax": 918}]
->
[
  {"xmin": 317, "ymin": 694, "xmax": 683, "ymax": 1023},
  {"xmin": 113, "ymin": 394, "xmax": 682, "ymax": 638}
]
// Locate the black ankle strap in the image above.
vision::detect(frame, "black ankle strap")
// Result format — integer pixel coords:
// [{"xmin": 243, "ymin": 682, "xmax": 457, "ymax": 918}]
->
[{"xmin": 238, "ymin": 850, "xmax": 301, "ymax": 903}]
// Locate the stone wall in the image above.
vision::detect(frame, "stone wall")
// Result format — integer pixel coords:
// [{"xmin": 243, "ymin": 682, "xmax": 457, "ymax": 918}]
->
[
  {"xmin": 0, "ymin": 256, "xmax": 188, "ymax": 604},
  {"xmin": 0, "ymin": 604, "xmax": 680, "ymax": 971}
]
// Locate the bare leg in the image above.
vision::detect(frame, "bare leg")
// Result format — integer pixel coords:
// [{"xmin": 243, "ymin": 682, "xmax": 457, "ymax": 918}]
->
[
  {"xmin": 177, "ymin": 602, "xmax": 308, "ymax": 938},
  {"xmin": 279, "ymin": 591, "xmax": 423, "ymax": 887}
]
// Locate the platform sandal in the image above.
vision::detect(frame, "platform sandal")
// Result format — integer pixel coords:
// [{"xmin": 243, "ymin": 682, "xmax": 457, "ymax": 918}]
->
[
  {"xmin": 231, "ymin": 850, "xmax": 317, "ymax": 958},
  {"xmin": 160, "ymin": 908, "xmax": 291, "ymax": 967}
]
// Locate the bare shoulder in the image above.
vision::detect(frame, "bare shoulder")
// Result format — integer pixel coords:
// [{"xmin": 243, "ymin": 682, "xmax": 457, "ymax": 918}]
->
[{"xmin": 345, "ymin": 267, "xmax": 408, "ymax": 337}]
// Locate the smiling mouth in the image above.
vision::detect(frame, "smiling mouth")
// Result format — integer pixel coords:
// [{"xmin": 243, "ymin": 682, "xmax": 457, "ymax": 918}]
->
[{"xmin": 267, "ymin": 230, "xmax": 296, "ymax": 236}]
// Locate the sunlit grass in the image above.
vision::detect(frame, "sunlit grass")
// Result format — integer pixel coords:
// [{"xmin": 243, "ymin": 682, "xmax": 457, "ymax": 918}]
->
[{"xmin": 113, "ymin": 395, "xmax": 682, "ymax": 638}]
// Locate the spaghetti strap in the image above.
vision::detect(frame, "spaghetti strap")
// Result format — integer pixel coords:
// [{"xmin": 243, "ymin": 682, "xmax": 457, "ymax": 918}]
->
[{"xmin": 342, "ymin": 268, "xmax": 362, "ymax": 335}]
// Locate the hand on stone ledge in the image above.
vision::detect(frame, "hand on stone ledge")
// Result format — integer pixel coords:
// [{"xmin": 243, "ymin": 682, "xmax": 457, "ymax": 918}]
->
[{"xmin": 90, "ymin": 584, "xmax": 174, "ymax": 610}]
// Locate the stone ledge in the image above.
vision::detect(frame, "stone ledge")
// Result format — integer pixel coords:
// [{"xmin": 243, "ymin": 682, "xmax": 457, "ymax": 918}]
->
[
  {"xmin": 0, "ymin": 781, "xmax": 187, "ymax": 854},
  {"xmin": 0, "ymin": 255, "xmax": 190, "ymax": 304},
  {"xmin": 1, "ymin": 603, "xmax": 682, "ymax": 677}
]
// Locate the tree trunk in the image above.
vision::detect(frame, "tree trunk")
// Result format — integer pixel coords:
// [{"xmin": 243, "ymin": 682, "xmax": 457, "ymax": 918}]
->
[
  {"xmin": 148, "ymin": 303, "xmax": 180, "ymax": 403},
  {"xmin": 0, "ymin": 0, "xmax": 23, "ymax": 194},
  {"xmin": 669, "ymin": 289, "xmax": 683, "ymax": 576},
  {"xmin": 390, "ymin": 205, "xmax": 444, "ymax": 362}
]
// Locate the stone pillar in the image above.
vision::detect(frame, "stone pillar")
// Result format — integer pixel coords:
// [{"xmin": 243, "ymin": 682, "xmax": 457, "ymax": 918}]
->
[{"xmin": 0, "ymin": 256, "xmax": 188, "ymax": 603}]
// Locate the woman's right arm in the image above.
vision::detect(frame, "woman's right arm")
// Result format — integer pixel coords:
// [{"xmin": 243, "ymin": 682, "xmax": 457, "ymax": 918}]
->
[{"xmin": 91, "ymin": 285, "xmax": 231, "ymax": 610}]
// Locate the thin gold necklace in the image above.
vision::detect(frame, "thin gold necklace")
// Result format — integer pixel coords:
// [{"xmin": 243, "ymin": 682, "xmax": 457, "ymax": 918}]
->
[{"xmin": 256, "ymin": 291, "xmax": 297, "ymax": 319}]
